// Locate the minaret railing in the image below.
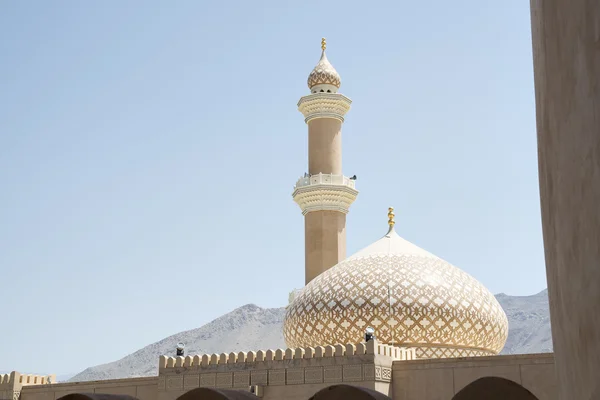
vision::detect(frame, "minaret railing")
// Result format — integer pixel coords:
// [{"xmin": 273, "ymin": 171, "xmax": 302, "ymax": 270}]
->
[{"xmin": 294, "ymin": 173, "xmax": 356, "ymax": 189}]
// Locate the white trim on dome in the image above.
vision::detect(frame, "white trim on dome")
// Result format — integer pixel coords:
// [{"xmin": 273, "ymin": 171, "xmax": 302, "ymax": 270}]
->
[{"xmin": 347, "ymin": 229, "xmax": 438, "ymax": 261}]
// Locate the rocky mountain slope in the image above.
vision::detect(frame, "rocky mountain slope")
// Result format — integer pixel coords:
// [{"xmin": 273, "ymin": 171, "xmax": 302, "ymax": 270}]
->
[
  {"xmin": 68, "ymin": 289, "xmax": 552, "ymax": 382},
  {"xmin": 69, "ymin": 305, "xmax": 285, "ymax": 382},
  {"xmin": 496, "ymin": 289, "xmax": 553, "ymax": 354}
]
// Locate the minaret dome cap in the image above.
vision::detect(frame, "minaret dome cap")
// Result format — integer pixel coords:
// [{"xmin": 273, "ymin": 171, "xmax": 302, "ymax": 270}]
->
[{"xmin": 307, "ymin": 38, "xmax": 342, "ymax": 91}]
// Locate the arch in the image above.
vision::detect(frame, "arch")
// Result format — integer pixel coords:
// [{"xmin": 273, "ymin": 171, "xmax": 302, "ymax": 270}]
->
[
  {"xmin": 57, "ymin": 395, "xmax": 140, "ymax": 400},
  {"xmin": 309, "ymin": 384, "xmax": 391, "ymax": 400},
  {"xmin": 175, "ymin": 387, "xmax": 258, "ymax": 400},
  {"xmin": 453, "ymin": 377, "xmax": 539, "ymax": 400}
]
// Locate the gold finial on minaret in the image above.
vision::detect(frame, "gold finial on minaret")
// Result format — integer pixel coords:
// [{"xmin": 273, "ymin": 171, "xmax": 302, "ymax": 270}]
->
[
  {"xmin": 321, "ymin": 37, "xmax": 327, "ymax": 51},
  {"xmin": 388, "ymin": 207, "xmax": 395, "ymax": 227}
]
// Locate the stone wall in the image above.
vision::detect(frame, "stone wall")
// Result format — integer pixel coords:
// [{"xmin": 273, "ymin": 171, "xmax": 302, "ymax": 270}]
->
[
  {"xmin": 19, "ymin": 377, "xmax": 157, "ymax": 400},
  {"xmin": 529, "ymin": 0, "xmax": 600, "ymax": 398},
  {"xmin": 1, "ymin": 372, "xmax": 57, "ymax": 400},
  {"xmin": 392, "ymin": 353, "xmax": 555, "ymax": 400},
  {"xmin": 6, "ymin": 348, "xmax": 555, "ymax": 400},
  {"xmin": 158, "ymin": 341, "xmax": 408, "ymax": 400}
]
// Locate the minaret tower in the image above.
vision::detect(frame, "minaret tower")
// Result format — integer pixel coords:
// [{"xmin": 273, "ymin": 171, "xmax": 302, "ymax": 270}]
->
[{"xmin": 293, "ymin": 38, "xmax": 358, "ymax": 284}]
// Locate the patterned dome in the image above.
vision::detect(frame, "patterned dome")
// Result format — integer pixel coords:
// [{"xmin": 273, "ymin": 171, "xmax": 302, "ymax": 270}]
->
[
  {"xmin": 284, "ymin": 213, "xmax": 509, "ymax": 359},
  {"xmin": 307, "ymin": 44, "xmax": 341, "ymax": 90}
]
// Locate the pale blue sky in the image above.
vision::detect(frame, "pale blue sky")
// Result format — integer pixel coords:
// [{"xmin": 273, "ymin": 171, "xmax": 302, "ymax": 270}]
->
[{"xmin": 0, "ymin": 1, "xmax": 543, "ymax": 375}]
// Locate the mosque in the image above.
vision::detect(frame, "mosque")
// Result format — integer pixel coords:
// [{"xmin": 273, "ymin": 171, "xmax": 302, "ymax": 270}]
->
[{"xmin": 1, "ymin": 39, "xmax": 557, "ymax": 400}]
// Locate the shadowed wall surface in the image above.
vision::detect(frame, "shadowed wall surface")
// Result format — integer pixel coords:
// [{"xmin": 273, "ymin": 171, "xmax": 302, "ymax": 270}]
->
[
  {"xmin": 304, "ymin": 210, "xmax": 346, "ymax": 283},
  {"xmin": 57, "ymin": 394, "xmax": 140, "ymax": 400},
  {"xmin": 175, "ymin": 388, "xmax": 257, "ymax": 400},
  {"xmin": 529, "ymin": 0, "xmax": 600, "ymax": 399},
  {"xmin": 309, "ymin": 385, "xmax": 391, "ymax": 400},
  {"xmin": 452, "ymin": 377, "xmax": 538, "ymax": 400}
]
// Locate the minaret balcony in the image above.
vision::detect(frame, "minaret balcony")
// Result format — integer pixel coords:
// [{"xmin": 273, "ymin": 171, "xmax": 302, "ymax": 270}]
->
[
  {"xmin": 297, "ymin": 93, "xmax": 352, "ymax": 123},
  {"xmin": 294, "ymin": 173, "xmax": 356, "ymax": 189},
  {"xmin": 292, "ymin": 173, "xmax": 359, "ymax": 215}
]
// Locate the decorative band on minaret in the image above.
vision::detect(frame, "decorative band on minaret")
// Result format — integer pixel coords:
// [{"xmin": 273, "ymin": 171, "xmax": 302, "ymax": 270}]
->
[{"xmin": 293, "ymin": 38, "xmax": 359, "ymax": 285}]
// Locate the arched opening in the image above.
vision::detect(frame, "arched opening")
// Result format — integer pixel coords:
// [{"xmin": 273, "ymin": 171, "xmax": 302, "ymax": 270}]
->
[
  {"xmin": 57, "ymin": 395, "xmax": 140, "ymax": 400},
  {"xmin": 309, "ymin": 384, "xmax": 391, "ymax": 400},
  {"xmin": 175, "ymin": 387, "xmax": 258, "ymax": 400},
  {"xmin": 453, "ymin": 377, "xmax": 539, "ymax": 400}
]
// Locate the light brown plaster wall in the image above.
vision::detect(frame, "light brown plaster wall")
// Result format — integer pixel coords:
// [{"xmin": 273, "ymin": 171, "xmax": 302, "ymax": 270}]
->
[
  {"xmin": 305, "ymin": 211, "xmax": 346, "ymax": 284},
  {"xmin": 391, "ymin": 354, "xmax": 556, "ymax": 400},
  {"xmin": 156, "ymin": 379, "xmax": 387, "ymax": 400},
  {"xmin": 529, "ymin": 1, "xmax": 600, "ymax": 399},
  {"xmin": 307, "ymin": 118, "xmax": 342, "ymax": 175},
  {"xmin": 20, "ymin": 377, "xmax": 157, "ymax": 400},
  {"xmin": 157, "ymin": 348, "xmax": 394, "ymax": 400},
  {"xmin": 261, "ymin": 381, "xmax": 382, "ymax": 400}
]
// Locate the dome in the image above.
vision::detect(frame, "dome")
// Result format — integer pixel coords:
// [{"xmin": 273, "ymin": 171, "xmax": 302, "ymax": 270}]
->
[
  {"xmin": 307, "ymin": 38, "xmax": 341, "ymax": 91},
  {"xmin": 283, "ymin": 209, "xmax": 509, "ymax": 359}
]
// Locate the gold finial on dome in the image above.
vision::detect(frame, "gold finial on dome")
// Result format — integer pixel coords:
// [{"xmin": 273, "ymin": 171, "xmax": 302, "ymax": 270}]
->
[
  {"xmin": 388, "ymin": 207, "xmax": 395, "ymax": 227},
  {"xmin": 321, "ymin": 37, "xmax": 327, "ymax": 51}
]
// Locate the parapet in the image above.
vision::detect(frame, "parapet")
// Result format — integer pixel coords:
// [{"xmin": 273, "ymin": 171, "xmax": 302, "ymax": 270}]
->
[
  {"xmin": 156, "ymin": 341, "xmax": 413, "ymax": 394},
  {"xmin": 292, "ymin": 173, "xmax": 359, "ymax": 215},
  {"xmin": 158, "ymin": 341, "xmax": 416, "ymax": 370},
  {"xmin": 0, "ymin": 372, "xmax": 57, "ymax": 389},
  {"xmin": 0, "ymin": 371, "xmax": 57, "ymax": 400},
  {"xmin": 297, "ymin": 92, "xmax": 352, "ymax": 123}
]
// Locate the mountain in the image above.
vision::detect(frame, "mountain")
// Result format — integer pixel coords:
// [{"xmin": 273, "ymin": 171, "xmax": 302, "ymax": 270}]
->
[
  {"xmin": 68, "ymin": 290, "xmax": 552, "ymax": 382},
  {"xmin": 56, "ymin": 373, "xmax": 76, "ymax": 382},
  {"xmin": 496, "ymin": 289, "xmax": 553, "ymax": 355},
  {"xmin": 68, "ymin": 304, "xmax": 286, "ymax": 382}
]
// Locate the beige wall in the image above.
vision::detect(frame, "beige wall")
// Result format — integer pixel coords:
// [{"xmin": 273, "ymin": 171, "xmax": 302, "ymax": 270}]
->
[
  {"xmin": 1, "ymin": 372, "xmax": 56, "ymax": 400},
  {"xmin": 307, "ymin": 118, "xmax": 342, "ymax": 175},
  {"xmin": 158, "ymin": 381, "xmax": 383, "ymax": 400},
  {"xmin": 529, "ymin": 1, "xmax": 600, "ymax": 399},
  {"xmin": 11, "ymin": 353, "xmax": 556, "ymax": 400},
  {"xmin": 20, "ymin": 378, "xmax": 157, "ymax": 400},
  {"xmin": 304, "ymin": 211, "xmax": 346, "ymax": 284},
  {"xmin": 257, "ymin": 381, "xmax": 382, "ymax": 400},
  {"xmin": 391, "ymin": 353, "xmax": 556, "ymax": 400},
  {"xmin": 157, "ymin": 341, "xmax": 397, "ymax": 400}
]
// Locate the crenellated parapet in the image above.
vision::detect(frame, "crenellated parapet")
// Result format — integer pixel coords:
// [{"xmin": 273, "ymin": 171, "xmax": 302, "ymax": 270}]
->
[
  {"xmin": 156, "ymin": 340, "xmax": 414, "ymax": 396},
  {"xmin": 0, "ymin": 372, "xmax": 56, "ymax": 400},
  {"xmin": 0, "ymin": 371, "xmax": 56, "ymax": 388},
  {"xmin": 159, "ymin": 342, "xmax": 414, "ymax": 370},
  {"xmin": 0, "ymin": 373, "xmax": 16, "ymax": 388}
]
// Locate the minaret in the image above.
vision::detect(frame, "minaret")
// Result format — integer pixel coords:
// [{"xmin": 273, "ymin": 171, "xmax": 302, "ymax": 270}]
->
[{"xmin": 293, "ymin": 38, "xmax": 358, "ymax": 285}]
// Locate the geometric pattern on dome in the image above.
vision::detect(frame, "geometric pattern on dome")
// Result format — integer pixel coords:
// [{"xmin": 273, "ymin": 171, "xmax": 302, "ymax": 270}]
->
[
  {"xmin": 284, "ymin": 240, "xmax": 509, "ymax": 357},
  {"xmin": 307, "ymin": 51, "xmax": 341, "ymax": 89}
]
